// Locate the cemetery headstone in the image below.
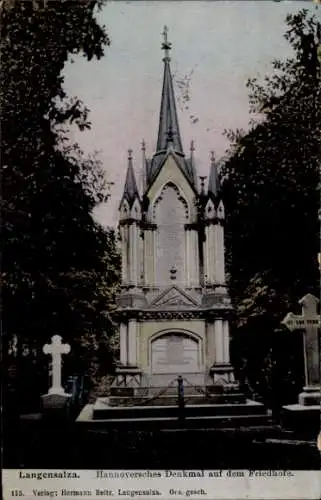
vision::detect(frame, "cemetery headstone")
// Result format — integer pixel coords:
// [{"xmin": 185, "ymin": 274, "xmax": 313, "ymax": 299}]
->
[
  {"xmin": 41, "ymin": 335, "xmax": 72, "ymax": 416},
  {"xmin": 282, "ymin": 294, "xmax": 320, "ymax": 406}
]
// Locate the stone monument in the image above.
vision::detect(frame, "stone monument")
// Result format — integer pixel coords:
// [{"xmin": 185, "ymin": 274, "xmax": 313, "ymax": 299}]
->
[
  {"xmin": 77, "ymin": 28, "xmax": 270, "ymax": 428},
  {"xmin": 112, "ymin": 26, "xmax": 235, "ymax": 391},
  {"xmin": 281, "ymin": 294, "xmax": 320, "ymax": 433},
  {"xmin": 41, "ymin": 335, "xmax": 72, "ymax": 414}
]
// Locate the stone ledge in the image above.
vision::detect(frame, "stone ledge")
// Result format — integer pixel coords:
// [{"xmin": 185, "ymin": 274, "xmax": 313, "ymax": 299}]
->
[
  {"xmin": 91, "ymin": 398, "xmax": 266, "ymax": 421},
  {"xmin": 76, "ymin": 404, "xmax": 270, "ymax": 430},
  {"xmin": 107, "ymin": 393, "xmax": 246, "ymax": 407},
  {"xmin": 281, "ymin": 404, "xmax": 320, "ymax": 437},
  {"xmin": 298, "ymin": 390, "xmax": 320, "ymax": 406},
  {"xmin": 41, "ymin": 392, "xmax": 72, "ymax": 410}
]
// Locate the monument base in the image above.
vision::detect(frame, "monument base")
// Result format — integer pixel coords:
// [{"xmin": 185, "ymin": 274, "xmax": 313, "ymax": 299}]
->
[
  {"xmin": 209, "ymin": 363, "xmax": 236, "ymax": 385},
  {"xmin": 110, "ymin": 365, "xmax": 145, "ymax": 392},
  {"xmin": 298, "ymin": 386, "xmax": 320, "ymax": 406},
  {"xmin": 41, "ymin": 392, "xmax": 72, "ymax": 419},
  {"xmin": 281, "ymin": 386, "xmax": 320, "ymax": 436},
  {"xmin": 77, "ymin": 397, "xmax": 270, "ymax": 429},
  {"xmin": 281, "ymin": 404, "xmax": 320, "ymax": 437},
  {"xmin": 77, "ymin": 375, "xmax": 270, "ymax": 429}
]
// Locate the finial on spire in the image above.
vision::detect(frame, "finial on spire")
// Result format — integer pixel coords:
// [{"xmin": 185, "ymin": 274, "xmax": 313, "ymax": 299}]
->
[
  {"xmin": 189, "ymin": 140, "xmax": 197, "ymax": 185},
  {"xmin": 208, "ymin": 151, "xmax": 220, "ymax": 199},
  {"xmin": 141, "ymin": 140, "xmax": 147, "ymax": 193},
  {"xmin": 199, "ymin": 175, "xmax": 207, "ymax": 194},
  {"xmin": 121, "ymin": 148, "xmax": 139, "ymax": 209},
  {"xmin": 162, "ymin": 25, "xmax": 172, "ymax": 60}
]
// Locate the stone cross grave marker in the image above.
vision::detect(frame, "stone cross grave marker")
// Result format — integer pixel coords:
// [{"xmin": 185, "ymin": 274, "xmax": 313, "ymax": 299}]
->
[
  {"xmin": 43, "ymin": 335, "xmax": 71, "ymax": 395},
  {"xmin": 282, "ymin": 294, "xmax": 320, "ymax": 392}
]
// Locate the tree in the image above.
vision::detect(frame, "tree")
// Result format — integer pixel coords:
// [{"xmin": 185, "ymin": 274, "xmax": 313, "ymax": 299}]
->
[
  {"xmin": 222, "ymin": 9, "xmax": 321, "ymax": 404},
  {"xmin": 1, "ymin": 0, "xmax": 121, "ymax": 411}
]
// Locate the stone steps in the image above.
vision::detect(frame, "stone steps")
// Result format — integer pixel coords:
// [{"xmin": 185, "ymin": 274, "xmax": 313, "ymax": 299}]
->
[
  {"xmin": 108, "ymin": 393, "xmax": 246, "ymax": 407},
  {"xmin": 111, "ymin": 385, "xmax": 240, "ymax": 397},
  {"xmin": 93, "ymin": 399, "xmax": 265, "ymax": 420},
  {"xmin": 110, "ymin": 386, "xmax": 211, "ymax": 397},
  {"xmin": 148, "ymin": 374, "xmax": 207, "ymax": 387},
  {"xmin": 77, "ymin": 404, "xmax": 271, "ymax": 430},
  {"xmin": 140, "ymin": 386, "xmax": 208, "ymax": 396}
]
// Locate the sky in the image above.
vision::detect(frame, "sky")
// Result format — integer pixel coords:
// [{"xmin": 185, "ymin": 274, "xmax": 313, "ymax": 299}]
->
[{"xmin": 63, "ymin": 0, "xmax": 319, "ymax": 228}]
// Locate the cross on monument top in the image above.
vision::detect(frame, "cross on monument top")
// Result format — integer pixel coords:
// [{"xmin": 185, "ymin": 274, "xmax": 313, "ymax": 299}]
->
[
  {"xmin": 43, "ymin": 335, "xmax": 71, "ymax": 395},
  {"xmin": 282, "ymin": 294, "xmax": 320, "ymax": 391},
  {"xmin": 162, "ymin": 25, "xmax": 172, "ymax": 60},
  {"xmin": 43, "ymin": 334, "xmax": 70, "ymax": 354},
  {"xmin": 299, "ymin": 293, "xmax": 319, "ymax": 317}
]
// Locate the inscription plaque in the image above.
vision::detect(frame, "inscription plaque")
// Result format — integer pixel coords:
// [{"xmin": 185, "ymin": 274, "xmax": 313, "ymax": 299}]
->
[{"xmin": 151, "ymin": 334, "xmax": 199, "ymax": 373}]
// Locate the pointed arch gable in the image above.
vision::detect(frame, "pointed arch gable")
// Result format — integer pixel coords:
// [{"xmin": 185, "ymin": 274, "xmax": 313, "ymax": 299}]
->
[
  {"xmin": 152, "ymin": 182, "xmax": 188, "ymax": 286},
  {"xmin": 119, "ymin": 198, "xmax": 130, "ymax": 219},
  {"xmin": 152, "ymin": 181, "xmax": 189, "ymax": 222},
  {"xmin": 130, "ymin": 198, "xmax": 141, "ymax": 218},
  {"xmin": 146, "ymin": 154, "xmax": 196, "ymax": 220},
  {"xmin": 150, "ymin": 285, "xmax": 200, "ymax": 307},
  {"xmin": 205, "ymin": 198, "xmax": 216, "ymax": 219},
  {"xmin": 217, "ymin": 199, "xmax": 225, "ymax": 219}
]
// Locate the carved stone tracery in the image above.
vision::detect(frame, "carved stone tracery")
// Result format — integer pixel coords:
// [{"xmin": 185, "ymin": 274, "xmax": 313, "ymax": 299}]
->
[{"xmin": 152, "ymin": 182, "xmax": 189, "ymax": 222}]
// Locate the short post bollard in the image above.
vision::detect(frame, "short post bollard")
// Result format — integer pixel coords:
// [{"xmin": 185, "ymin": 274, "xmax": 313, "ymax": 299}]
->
[{"xmin": 177, "ymin": 375, "xmax": 185, "ymax": 425}]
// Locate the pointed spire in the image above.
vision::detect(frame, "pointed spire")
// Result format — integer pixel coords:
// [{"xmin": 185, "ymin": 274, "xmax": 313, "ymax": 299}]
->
[
  {"xmin": 122, "ymin": 148, "xmax": 139, "ymax": 206},
  {"xmin": 208, "ymin": 151, "xmax": 220, "ymax": 198},
  {"xmin": 189, "ymin": 140, "xmax": 197, "ymax": 185},
  {"xmin": 141, "ymin": 139, "xmax": 147, "ymax": 192},
  {"xmin": 199, "ymin": 176, "xmax": 207, "ymax": 195},
  {"xmin": 156, "ymin": 26, "xmax": 183, "ymax": 154},
  {"xmin": 161, "ymin": 25, "xmax": 171, "ymax": 62}
]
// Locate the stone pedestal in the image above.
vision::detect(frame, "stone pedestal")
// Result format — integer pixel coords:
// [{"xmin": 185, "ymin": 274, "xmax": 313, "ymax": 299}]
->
[
  {"xmin": 282, "ymin": 404, "xmax": 320, "ymax": 437},
  {"xmin": 282, "ymin": 388, "xmax": 320, "ymax": 436},
  {"xmin": 110, "ymin": 365, "xmax": 144, "ymax": 396},
  {"xmin": 41, "ymin": 392, "xmax": 72, "ymax": 419},
  {"xmin": 209, "ymin": 363, "xmax": 236, "ymax": 385},
  {"xmin": 281, "ymin": 388, "xmax": 320, "ymax": 436},
  {"xmin": 298, "ymin": 386, "xmax": 320, "ymax": 406}
]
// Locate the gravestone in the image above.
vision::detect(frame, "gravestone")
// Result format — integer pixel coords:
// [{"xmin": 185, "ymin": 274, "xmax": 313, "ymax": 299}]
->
[
  {"xmin": 282, "ymin": 294, "xmax": 320, "ymax": 405},
  {"xmin": 41, "ymin": 335, "xmax": 72, "ymax": 415}
]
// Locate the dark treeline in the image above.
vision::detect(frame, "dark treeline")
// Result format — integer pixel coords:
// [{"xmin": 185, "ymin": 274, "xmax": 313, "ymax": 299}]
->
[
  {"xmin": 222, "ymin": 9, "xmax": 321, "ymax": 407},
  {"xmin": 1, "ymin": 0, "xmax": 121, "ymax": 415},
  {"xmin": 2, "ymin": 4, "xmax": 320, "ymax": 417}
]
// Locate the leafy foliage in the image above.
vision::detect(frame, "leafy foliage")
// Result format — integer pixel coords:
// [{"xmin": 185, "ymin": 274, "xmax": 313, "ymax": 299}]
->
[
  {"xmin": 222, "ymin": 9, "xmax": 321, "ymax": 404},
  {"xmin": 1, "ymin": 0, "xmax": 121, "ymax": 410}
]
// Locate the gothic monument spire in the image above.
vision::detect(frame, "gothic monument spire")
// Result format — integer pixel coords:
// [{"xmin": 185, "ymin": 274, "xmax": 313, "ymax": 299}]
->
[
  {"xmin": 121, "ymin": 148, "xmax": 139, "ymax": 207},
  {"xmin": 114, "ymin": 27, "xmax": 239, "ymax": 399},
  {"xmin": 156, "ymin": 26, "xmax": 183, "ymax": 154},
  {"xmin": 208, "ymin": 150, "xmax": 221, "ymax": 200}
]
